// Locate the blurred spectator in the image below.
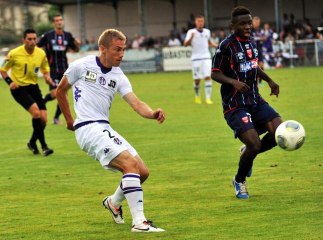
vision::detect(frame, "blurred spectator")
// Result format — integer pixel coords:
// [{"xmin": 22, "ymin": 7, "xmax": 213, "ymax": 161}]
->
[
  {"xmin": 262, "ymin": 23, "xmax": 275, "ymax": 68},
  {"xmin": 131, "ymin": 34, "xmax": 144, "ymax": 49},
  {"xmin": 187, "ymin": 13, "xmax": 195, "ymax": 29},
  {"xmin": 317, "ymin": 24, "xmax": 323, "ymax": 40},
  {"xmin": 168, "ymin": 32, "xmax": 181, "ymax": 47},
  {"xmin": 180, "ymin": 27, "xmax": 187, "ymax": 44},
  {"xmin": 141, "ymin": 36, "xmax": 155, "ymax": 49},
  {"xmin": 218, "ymin": 28, "xmax": 226, "ymax": 43},
  {"xmin": 282, "ymin": 32, "xmax": 298, "ymax": 66},
  {"xmin": 88, "ymin": 36, "xmax": 98, "ymax": 50},
  {"xmin": 282, "ymin": 13, "xmax": 290, "ymax": 33},
  {"xmin": 252, "ymin": 16, "xmax": 265, "ymax": 70},
  {"xmin": 80, "ymin": 39, "xmax": 90, "ymax": 51},
  {"xmin": 210, "ymin": 31, "xmax": 219, "ymax": 48}
]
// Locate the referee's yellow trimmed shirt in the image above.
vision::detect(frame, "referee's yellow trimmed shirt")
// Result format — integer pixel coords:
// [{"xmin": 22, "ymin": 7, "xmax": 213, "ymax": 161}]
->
[{"xmin": 0, "ymin": 45, "xmax": 50, "ymax": 86}]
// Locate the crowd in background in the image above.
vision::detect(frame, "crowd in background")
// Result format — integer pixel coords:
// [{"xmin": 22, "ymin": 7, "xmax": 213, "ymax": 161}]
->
[{"xmin": 79, "ymin": 13, "xmax": 323, "ymax": 68}]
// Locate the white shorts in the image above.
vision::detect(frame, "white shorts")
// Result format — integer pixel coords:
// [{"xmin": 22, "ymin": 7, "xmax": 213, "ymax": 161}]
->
[
  {"xmin": 191, "ymin": 59, "xmax": 212, "ymax": 80},
  {"xmin": 75, "ymin": 122, "xmax": 138, "ymax": 170}
]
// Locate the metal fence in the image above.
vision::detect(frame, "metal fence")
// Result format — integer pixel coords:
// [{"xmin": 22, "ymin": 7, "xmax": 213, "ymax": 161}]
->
[{"xmin": 285, "ymin": 39, "xmax": 322, "ymax": 68}]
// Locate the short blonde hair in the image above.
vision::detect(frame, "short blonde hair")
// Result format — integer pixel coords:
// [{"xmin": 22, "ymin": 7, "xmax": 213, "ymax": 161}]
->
[{"xmin": 98, "ymin": 29, "xmax": 127, "ymax": 48}]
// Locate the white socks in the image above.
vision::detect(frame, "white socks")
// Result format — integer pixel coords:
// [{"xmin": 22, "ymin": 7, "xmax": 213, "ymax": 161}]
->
[
  {"xmin": 193, "ymin": 80, "xmax": 212, "ymax": 99},
  {"xmin": 110, "ymin": 184, "xmax": 125, "ymax": 208},
  {"xmin": 205, "ymin": 80, "xmax": 212, "ymax": 100},
  {"xmin": 122, "ymin": 173, "xmax": 146, "ymax": 225}
]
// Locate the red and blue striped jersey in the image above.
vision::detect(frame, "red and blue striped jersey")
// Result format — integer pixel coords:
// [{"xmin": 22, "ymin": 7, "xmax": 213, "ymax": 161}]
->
[{"xmin": 212, "ymin": 33, "xmax": 265, "ymax": 113}]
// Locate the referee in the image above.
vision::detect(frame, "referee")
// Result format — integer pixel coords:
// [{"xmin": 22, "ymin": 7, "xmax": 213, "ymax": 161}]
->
[{"xmin": 0, "ymin": 29, "xmax": 55, "ymax": 156}]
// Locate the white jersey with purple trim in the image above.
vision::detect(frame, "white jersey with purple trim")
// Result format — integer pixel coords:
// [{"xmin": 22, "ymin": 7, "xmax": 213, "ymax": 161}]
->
[
  {"xmin": 64, "ymin": 55, "xmax": 132, "ymax": 126},
  {"xmin": 185, "ymin": 28, "xmax": 211, "ymax": 60}
]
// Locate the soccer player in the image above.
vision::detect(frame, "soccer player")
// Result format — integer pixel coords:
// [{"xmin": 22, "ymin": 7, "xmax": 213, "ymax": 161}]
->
[
  {"xmin": 252, "ymin": 16, "xmax": 265, "ymax": 81},
  {"xmin": 37, "ymin": 13, "xmax": 80, "ymax": 124},
  {"xmin": 184, "ymin": 15, "xmax": 217, "ymax": 104},
  {"xmin": 211, "ymin": 6, "xmax": 283, "ymax": 199},
  {"xmin": 56, "ymin": 29, "xmax": 166, "ymax": 232},
  {"xmin": 0, "ymin": 29, "xmax": 55, "ymax": 156}
]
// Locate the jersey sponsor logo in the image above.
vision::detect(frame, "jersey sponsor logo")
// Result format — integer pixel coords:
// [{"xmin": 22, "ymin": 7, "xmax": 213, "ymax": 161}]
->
[
  {"xmin": 108, "ymin": 80, "xmax": 116, "ymax": 88},
  {"xmin": 235, "ymin": 52, "xmax": 245, "ymax": 62},
  {"xmin": 85, "ymin": 70, "xmax": 97, "ymax": 83},
  {"xmin": 52, "ymin": 45, "xmax": 67, "ymax": 51},
  {"xmin": 239, "ymin": 59, "xmax": 258, "ymax": 72}
]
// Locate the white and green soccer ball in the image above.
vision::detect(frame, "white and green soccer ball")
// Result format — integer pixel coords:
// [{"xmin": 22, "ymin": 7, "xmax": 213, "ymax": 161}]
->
[{"xmin": 275, "ymin": 120, "xmax": 306, "ymax": 151}]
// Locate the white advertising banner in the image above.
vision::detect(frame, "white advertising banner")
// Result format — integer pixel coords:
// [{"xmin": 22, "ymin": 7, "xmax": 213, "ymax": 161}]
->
[{"xmin": 162, "ymin": 46, "xmax": 192, "ymax": 71}]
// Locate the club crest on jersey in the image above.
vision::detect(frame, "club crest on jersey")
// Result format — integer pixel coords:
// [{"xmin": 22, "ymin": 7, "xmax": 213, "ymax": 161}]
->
[
  {"xmin": 99, "ymin": 76, "xmax": 106, "ymax": 85},
  {"xmin": 114, "ymin": 137, "xmax": 122, "ymax": 145},
  {"xmin": 85, "ymin": 70, "xmax": 97, "ymax": 83},
  {"xmin": 236, "ymin": 52, "xmax": 245, "ymax": 62},
  {"xmin": 241, "ymin": 116, "xmax": 249, "ymax": 123},
  {"xmin": 247, "ymin": 49, "xmax": 253, "ymax": 59}
]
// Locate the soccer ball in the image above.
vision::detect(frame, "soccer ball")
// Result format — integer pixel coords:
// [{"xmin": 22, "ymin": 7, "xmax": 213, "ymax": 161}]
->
[{"xmin": 275, "ymin": 120, "xmax": 306, "ymax": 151}]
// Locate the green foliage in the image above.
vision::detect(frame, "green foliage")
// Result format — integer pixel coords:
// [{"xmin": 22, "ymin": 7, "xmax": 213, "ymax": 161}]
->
[
  {"xmin": 0, "ymin": 67, "xmax": 322, "ymax": 239},
  {"xmin": 0, "ymin": 29, "xmax": 20, "ymax": 45},
  {"xmin": 35, "ymin": 22, "xmax": 53, "ymax": 36},
  {"xmin": 48, "ymin": 5, "xmax": 61, "ymax": 22}
]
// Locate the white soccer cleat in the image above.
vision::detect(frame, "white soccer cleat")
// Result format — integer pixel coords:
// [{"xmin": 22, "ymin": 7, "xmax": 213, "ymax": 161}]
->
[
  {"xmin": 102, "ymin": 196, "xmax": 125, "ymax": 224},
  {"xmin": 131, "ymin": 220, "xmax": 165, "ymax": 233}
]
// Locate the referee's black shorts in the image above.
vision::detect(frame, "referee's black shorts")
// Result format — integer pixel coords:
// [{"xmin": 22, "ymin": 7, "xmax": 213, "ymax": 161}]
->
[{"xmin": 11, "ymin": 84, "xmax": 46, "ymax": 111}]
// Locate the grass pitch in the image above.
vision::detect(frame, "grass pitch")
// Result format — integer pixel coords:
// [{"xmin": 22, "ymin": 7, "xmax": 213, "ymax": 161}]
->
[{"xmin": 0, "ymin": 67, "xmax": 322, "ymax": 239}]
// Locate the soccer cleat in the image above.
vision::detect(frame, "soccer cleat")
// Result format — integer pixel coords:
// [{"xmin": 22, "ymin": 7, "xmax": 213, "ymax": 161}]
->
[
  {"xmin": 195, "ymin": 96, "xmax": 202, "ymax": 104},
  {"xmin": 131, "ymin": 220, "xmax": 165, "ymax": 233},
  {"xmin": 205, "ymin": 98, "xmax": 214, "ymax": 105},
  {"xmin": 102, "ymin": 196, "xmax": 125, "ymax": 224},
  {"xmin": 27, "ymin": 142, "xmax": 39, "ymax": 155},
  {"xmin": 232, "ymin": 177, "xmax": 249, "ymax": 199},
  {"xmin": 53, "ymin": 118, "xmax": 61, "ymax": 125},
  {"xmin": 42, "ymin": 146, "xmax": 54, "ymax": 156},
  {"xmin": 239, "ymin": 145, "xmax": 252, "ymax": 177}
]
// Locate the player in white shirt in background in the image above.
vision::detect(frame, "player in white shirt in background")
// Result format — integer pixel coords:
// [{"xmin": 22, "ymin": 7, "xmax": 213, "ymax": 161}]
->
[
  {"xmin": 184, "ymin": 15, "xmax": 217, "ymax": 104},
  {"xmin": 56, "ymin": 29, "xmax": 166, "ymax": 233}
]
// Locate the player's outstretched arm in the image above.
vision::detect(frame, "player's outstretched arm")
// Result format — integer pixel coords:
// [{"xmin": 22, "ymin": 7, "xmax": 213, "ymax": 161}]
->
[
  {"xmin": 56, "ymin": 76, "xmax": 75, "ymax": 130},
  {"xmin": 258, "ymin": 67, "xmax": 279, "ymax": 97},
  {"xmin": 43, "ymin": 72, "xmax": 56, "ymax": 87},
  {"xmin": 184, "ymin": 32, "xmax": 194, "ymax": 46},
  {"xmin": 123, "ymin": 92, "xmax": 165, "ymax": 124}
]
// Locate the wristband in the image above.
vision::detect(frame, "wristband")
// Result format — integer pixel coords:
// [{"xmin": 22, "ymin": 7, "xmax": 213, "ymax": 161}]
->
[{"xmin": 4, "ymin": 77, "xmax": 13, "ymax": 85}]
